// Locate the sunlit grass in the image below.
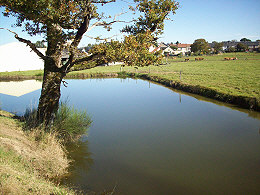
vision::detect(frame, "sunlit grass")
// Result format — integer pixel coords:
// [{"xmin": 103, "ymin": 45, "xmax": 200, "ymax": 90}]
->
[{"xmin": 1, "ymin": 52, "xmax": 259, "ymax": 101}]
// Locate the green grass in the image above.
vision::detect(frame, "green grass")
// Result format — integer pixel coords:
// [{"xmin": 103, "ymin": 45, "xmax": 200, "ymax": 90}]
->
[
  {"xmin": 71, "ymin": 52, "xmax": 260, "ymax": 101},
  {"xmin": 23, "ymin": 103, "xmax": 92, "ymax": 143},
  {"xmin": 1, "ymin": 52, "xmax": 259, "ymax": 103},
  {"xmin": 0, "ymin": 69, "xmax": 43, "ymax": 77}
]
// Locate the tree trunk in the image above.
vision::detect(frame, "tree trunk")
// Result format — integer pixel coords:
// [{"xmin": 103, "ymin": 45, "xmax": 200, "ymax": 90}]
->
[{"xmin": 37, "ymin": 58, "xmax": 65, "ymax": 126}]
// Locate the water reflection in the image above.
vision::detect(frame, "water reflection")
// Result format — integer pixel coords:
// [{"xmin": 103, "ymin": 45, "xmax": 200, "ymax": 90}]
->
[
  {"xmin": 0, "ymin": 80, "xmax": 42, "ymax": 97},
  {"xmin": 62, "ymin": 139, "xmax": 93, "ymax": 192},
  {"xmin": 0, "ymin": 78, "xmax": 259, "ymax": 194}
]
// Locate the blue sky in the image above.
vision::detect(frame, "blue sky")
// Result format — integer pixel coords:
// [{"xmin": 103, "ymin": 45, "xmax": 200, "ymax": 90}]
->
[{"xmin": 0, "ymin": 0, "xmax": 259, "ymax": 47}]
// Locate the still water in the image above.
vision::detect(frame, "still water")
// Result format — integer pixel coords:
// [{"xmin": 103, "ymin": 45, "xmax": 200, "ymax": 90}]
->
[{"xmin": 0, "ymin": 78, "xmax": 259, "ymax": 194}]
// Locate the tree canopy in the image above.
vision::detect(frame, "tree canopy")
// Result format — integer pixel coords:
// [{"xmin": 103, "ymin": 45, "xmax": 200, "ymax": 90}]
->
[
  {"xmin": 190, "ymin": 38, "xmax": 210, "ymax": 54},
  {"xmin": 236, "ymin": 42, "xmax": 248, "ymax": 52},
  {"xmin": 1, "ymin": 0, "xmax": 179, "ymax": 68},
  {"xmin": 240, "ymin": 38, "xmax": 251, "ymax": 42},
  {"xmin": 0, "ymin": 0, "xmax": 179, "ymax": 125},
  {"xmin": 212, "ymin": 41, "xmax": 223, "ymax": 54},
  {"xmin": 35, "ymin": 41, "xmax": 46, "ymax": 48}
]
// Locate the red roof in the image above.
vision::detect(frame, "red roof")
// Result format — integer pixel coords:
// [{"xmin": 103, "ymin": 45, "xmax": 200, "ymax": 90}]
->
[{"xmin": 177, "ymin": 44, "xmax": 191, "ymax": 48}]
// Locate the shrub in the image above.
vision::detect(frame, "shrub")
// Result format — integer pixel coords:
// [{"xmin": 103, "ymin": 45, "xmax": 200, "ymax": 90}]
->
[
  {"xmin": 53, "ymin": 103, "xmax": 92, "ymax": 142},
  {"xmin": 23, "ymin": 103, "xmax": 92, "ymax": 143}
]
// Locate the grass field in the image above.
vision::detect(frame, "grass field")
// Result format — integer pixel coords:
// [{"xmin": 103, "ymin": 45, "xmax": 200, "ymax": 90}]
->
[
  {"xmin": 70, "ymin": 52, "xmax": 260, "ymax": 100},
  {"xmin": 0, "ymin": 52, "xmax": 259, "ymax": 109}
]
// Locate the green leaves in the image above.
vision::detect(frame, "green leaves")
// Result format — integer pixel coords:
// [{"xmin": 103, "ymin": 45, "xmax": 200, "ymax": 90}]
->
[
  {"xmin": 88, "ymin": 31, "xmax": 162, "ymax": 67},
  {"xmin": 1, "ymin": 0, "xmax": 178, "ymax": 69},
  {"xmin": 190, "ymin": 39, "xmax": 211, "ymax": 55},
  {"xmin": 123, "ymin": 0, "xmax": 178, "ymax": 37}
]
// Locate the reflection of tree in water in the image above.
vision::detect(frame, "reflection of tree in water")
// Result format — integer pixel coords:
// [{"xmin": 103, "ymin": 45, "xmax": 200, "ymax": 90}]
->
[{"xmin": 61, "ymin": 139, "xmax": 93, "ymax": 189}]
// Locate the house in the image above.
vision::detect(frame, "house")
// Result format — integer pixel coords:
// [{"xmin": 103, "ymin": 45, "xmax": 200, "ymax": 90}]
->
[
  {"xmin": 245, "ymin": 41, "xmax": 260, "ymax": 51},
  {"xmin": 170, "ymin": 43, "xmax": 191, "ymax": 55},
  {"xmin": 219, "ymin": 41, "xmax": 260, "ymax": 52},
  {"xmin": 149, "ymin": 43, "xmax": 175, "ymax": 56}
]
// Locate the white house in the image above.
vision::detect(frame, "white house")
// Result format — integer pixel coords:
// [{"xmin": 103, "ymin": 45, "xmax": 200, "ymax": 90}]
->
[
  {"xmin": 149, "ymin": 43, "xmax": 174, "ymax": 55},
  {"xmin": 170, "ymin": 43, "xmax": 191, "ymax": 55},
  {"xmin": 0, "ymin": 42, "xmax": 45, "ymax": 72}
]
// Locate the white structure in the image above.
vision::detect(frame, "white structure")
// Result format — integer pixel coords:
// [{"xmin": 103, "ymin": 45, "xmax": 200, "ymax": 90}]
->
[
  {"xmin": 171, "ymin": 44, "xmax": 191, "ymax": 55},
  {"xmin": 0, "ymin": 80, "xmax": 42, "ymax": 97},
  {"xmin": 149, "ymin": 44, "xmax": 174, "ymax": 55},
  {"xmin": 0, "ymin": 42, "xmax": 45, "ymax": 72},
  {"xmin": 163, "ymin": 47, "xmax": 175, "ymax": 55}
]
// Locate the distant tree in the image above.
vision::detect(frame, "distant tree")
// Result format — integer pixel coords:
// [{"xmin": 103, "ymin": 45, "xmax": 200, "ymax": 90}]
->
[
  {"xmin": 226, "ymin": 47, "xmax": 236, "ymax": 53},
  {"xmin": 190, "ymin": 39, "xmax": 211, "ymax": 54},
  {"xmin": 175, "ymin": 41, "xmax": 179, "ymax": 44},
  {"xmin": 240, "ymin": 38, "xmax": 251, "ymax": 42},
  {"xmin": 256, "ymin": 39, "xmax": 260, "ymax": 42},
  {"xmin": 236, "ymin": 43, "xmax": 248, "ymax": 52},
  {"xmin": 212, "ymin": 41, "xmax": 223, "ymax": 54},
  {"xmin": 35, "ymin": 41, "xmax": 46, "ymax": 48},
  {"xmin": 170, "ymin": 45, "xmax": 177, "ymax": 50}
]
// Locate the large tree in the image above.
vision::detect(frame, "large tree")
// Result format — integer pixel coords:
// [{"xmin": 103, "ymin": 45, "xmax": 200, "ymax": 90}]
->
[
  {"xmin": 240, "ymin": 38, "xmax": 251, "ymax": 42},
  {"xmin": 212, "ymin": 41, "xmax": 223, "ymax": 54},
  {"xmin": 236, "ymin": 42, "xmax": 248, "ymax": 52},
  {"xmin": 190, "ymin": 38, "xmax": 210, "ymax": 54},
  {"xmin": 0, "ymin": 0, "xmax": 178, "ymax": 125}
]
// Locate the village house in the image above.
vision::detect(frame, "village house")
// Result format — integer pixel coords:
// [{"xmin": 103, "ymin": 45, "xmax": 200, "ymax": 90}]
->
[
  {"xmin": 217, "ymin": 41, "xmax": 260, "ymax": 52},
  {"xmin": 170, "ymin": 43, "xmax": 191, "ymax": 55},
  {"xmin": 149, "ymin": 43, "xmax": 191, "ymax": 56}
]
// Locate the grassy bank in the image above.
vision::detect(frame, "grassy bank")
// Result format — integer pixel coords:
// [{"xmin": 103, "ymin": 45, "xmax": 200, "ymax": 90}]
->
[
  {"xmin": 0, "ymin": 52, "xmax": 259, "ymax": 110},
  {"xmin": 68, "ymin": 52, "xmax": 260, "ymax": 110},
  {"xmin": 0, "ymin": 110, "xmax": 76, "ymax": 194}
]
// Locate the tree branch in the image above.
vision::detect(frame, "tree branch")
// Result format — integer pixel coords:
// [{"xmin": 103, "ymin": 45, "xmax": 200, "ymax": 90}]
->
[
  {"xmin": 86, "ymin": 11, "xmax": 133, "ymax": 33},
  {"xmin": 63, "ymin": 14, "xmax": 91, "ymax": 72},
  {"xmin": 63, "ymin": 52, "xmax": 102, "ymax": 73},
  {"xmin": 0, "ymin": 28, "xmax": 46, "ymax": 60},
  {"xmin": 85, "ymin": 33, "xmax": 122, "ymax": 41},
  {"xmin": 91, "ymin": 0, "xmax": 116, "ymax": 4}
]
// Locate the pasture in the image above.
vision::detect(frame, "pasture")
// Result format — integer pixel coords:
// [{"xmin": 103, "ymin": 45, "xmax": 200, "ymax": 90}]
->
[
  {"xmin": 71, "ymin": 52, "xmax": 260, "ymax": 101},
  {"xmin": 0, "ymin": 52, "xmax": 259, "ymax": 104}
]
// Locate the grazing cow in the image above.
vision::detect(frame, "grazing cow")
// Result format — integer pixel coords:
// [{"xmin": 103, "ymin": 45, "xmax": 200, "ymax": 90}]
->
[
  {"xmin": 224, "ymin": 57, "xmax": 237, "ymax": 60},
  {"xmin": 185, "ymin": 58, "xmax": 190, "ymax": 62},
  {"xmin": 195, "ymin": 57, "xmax": 204, "ymax": 61}
]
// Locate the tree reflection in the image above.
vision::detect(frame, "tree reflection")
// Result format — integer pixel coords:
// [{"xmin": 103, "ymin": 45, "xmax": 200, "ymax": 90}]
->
[{"xmin": 61, "ymin": 139, "xmax": 93, "ymax": 186}]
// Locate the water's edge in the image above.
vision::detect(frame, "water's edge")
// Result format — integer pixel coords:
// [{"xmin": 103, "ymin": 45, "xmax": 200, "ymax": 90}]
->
[{"xmin": 0, "ymin": 71, "xmax": 259, "ymax": 112}]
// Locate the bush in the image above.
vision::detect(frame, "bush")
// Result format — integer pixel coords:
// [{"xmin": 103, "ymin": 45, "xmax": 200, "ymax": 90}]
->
[
  {"xmin": 53, "ymin": 103, "xmax": 92, "ymax": 142},
  {"xmin": 23, "ymin": 103, "xmax": 92, "ymax": 143}
]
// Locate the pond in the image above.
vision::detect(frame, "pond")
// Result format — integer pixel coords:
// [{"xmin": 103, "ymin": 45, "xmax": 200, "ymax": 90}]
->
[{"xmin": 0, "ymin": 78, "xmax": 259, "ymax": 195}]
